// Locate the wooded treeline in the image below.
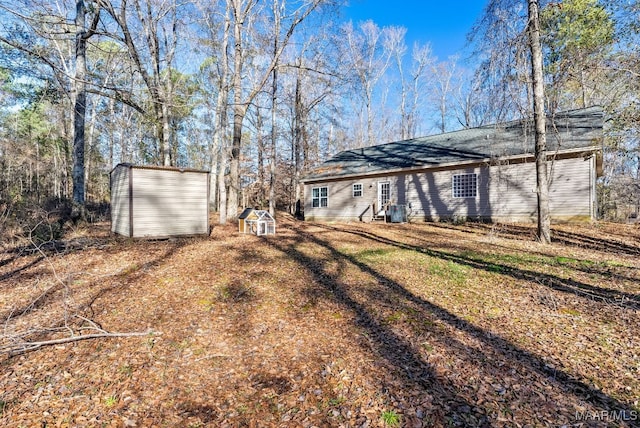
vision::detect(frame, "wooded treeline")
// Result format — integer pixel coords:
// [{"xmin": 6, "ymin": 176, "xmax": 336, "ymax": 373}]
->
[{"xmin": 0, "ymin": 0, "xmax": 639, "ymax": 236}]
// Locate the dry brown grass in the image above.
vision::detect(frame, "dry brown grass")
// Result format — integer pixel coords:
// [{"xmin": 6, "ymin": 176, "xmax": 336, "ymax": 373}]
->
[{"xmin": 1, "ymin": 215, "xmax": 639, "ymax": 427}]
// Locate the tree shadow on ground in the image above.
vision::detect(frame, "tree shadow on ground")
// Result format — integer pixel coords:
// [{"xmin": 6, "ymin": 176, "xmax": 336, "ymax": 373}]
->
[
  {"xmin": 439, "ymin": 222, "xmax": 640, "ymax": 257},
  {"xmin": 80, "ymin": 239, "xmax": 193, "ymax": 317},
  {"xmin": 341, "ymin": 223, "xmax": 640, "ymax": 309},
  {"xmin": 0, "ymin": 236, "xmax": 115, "ymax": 284},
  {"xmin": 552, "ymin": 229, "xmax": 640, "ymax": 257},
  {"xmin": 0, "ymin": 256, "xmax": 45, "ymax": 284},
  {"xmin": 270, "ymin": 220, "xmax": 638, "ymax": 426},
  {"xmin": 383, "ymin": 228, "xmax": 640, "ymax": 306},
  {"xmin": 266, "ymin": 230, "xmax": 489, "ymax": 426},
  {"xmin": 1, "ymin": 238, "xmax": 190, "ymax": 355}
]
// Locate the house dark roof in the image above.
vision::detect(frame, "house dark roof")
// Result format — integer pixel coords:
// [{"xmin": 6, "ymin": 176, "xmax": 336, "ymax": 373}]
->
[{"xmin": 302, "ymin": 106, "xmax": 604, "ymax": 182}]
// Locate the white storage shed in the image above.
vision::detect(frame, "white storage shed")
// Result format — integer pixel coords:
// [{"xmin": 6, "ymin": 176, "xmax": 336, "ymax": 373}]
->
[{"xmin": 110, "ymin": 163, "xmax": 210, "ymax": 238}]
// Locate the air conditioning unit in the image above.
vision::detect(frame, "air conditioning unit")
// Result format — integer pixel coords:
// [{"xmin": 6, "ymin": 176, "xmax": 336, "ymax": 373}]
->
[{"xmin": 388, "ymin": 205, "xmax": 407, "ymax": 223}]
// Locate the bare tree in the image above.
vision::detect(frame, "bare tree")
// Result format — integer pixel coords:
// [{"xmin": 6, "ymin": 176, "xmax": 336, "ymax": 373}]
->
[
  {"xmin": 385, "ymin": 26, "xmax": 409, "ymax": 139},
  {"xmin": 72, "ymin": 0, "xmax": 101, "ymax": 217},
  {"xmin": 226, "ymin": 0, "xmax": 325, "ymax": 221},
  {"xmin": 0, "ymin": 0, "xmax": 102, "ymax": 212},
  {"xmin": 100, "ymin": 0, "xmax": 185, "ymax": 167},
  {"xmin": 288, "ymin": 47, "xmax": 336, "ymax": 215},
  {"xmin": 199, "ymin": 0, "xmax": 232, "ymax": 223},
  {"xmin": 341, "ymin": 20, "xmax": 393, "ymax": 147},
  {"xmin": 268, "ymin": 0, "xmax": 284, "ymax": 216},
  {"xmin": 468, "ymin": 1, "xmax": 532, "ymax": 125},
  {"xmin": 454, "ymin": 73, "xmax": 485, "ymax": 129},
  {"xmin": 469, "ymin": 0, "xmax": 552, "ymax": 241},
  {"xmin": 527, "ymin": 0, "xmax": 551, "ymax": 243},
  {"xmin": 430, "ymin": 55, "xmax": 460, "ymax": 134},
  {"xmin": 406, "ymin": 43, "xmax": 434, "ymax": 138}
]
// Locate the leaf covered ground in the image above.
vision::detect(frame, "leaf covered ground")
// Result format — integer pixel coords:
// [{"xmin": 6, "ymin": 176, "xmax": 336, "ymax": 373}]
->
[{"xmin": 1, "ymin": 216, "xmax": 639, "ymax": 427}]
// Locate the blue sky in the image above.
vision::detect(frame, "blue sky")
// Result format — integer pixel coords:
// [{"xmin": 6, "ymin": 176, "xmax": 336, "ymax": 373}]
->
[{"xmin": 342, "ymin": 0, "xmax": 489, "ymax": 60}]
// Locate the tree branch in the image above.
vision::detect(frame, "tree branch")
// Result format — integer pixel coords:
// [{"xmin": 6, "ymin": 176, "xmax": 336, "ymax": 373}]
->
[{"xmin": 2, "ymin": 329, "xmax": 161, "ymax": 357}]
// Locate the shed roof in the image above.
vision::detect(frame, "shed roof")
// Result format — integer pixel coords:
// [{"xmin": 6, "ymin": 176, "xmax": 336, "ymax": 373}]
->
[
  {"xmin": 110, "ymin": 163, "xmax": 210, "ymax": 176},
  {"xmin": 302, "ymin": 106, "xmax": 604, "ymax": 183}
]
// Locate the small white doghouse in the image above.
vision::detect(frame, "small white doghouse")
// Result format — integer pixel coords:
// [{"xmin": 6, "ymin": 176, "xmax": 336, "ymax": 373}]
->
[
  {"xmin": 238, "ymin": 208, "xmax": 276, "ymax": 236},
  {"xmin": 110, "ymin": 163, "xmax": 210, "ymax": 238}
]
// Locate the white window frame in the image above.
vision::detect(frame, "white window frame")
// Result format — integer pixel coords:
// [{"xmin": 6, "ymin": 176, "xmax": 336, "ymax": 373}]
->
[
  {"xmin": 353, "ymin": 183, "xmax": 363, "ymax": 198},
  {"xmin": 312, "ymin": 186, "xmax": 328, "ymax": 208},
  {"xmin": 452, "ymin": 173, "xmax": 478, "ymax": 198}
]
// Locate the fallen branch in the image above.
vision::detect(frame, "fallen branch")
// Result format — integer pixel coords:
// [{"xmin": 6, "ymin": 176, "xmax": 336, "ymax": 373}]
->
[{"xmin": 2, "ymin": 329, "xmax": 161, "ymax": 357}]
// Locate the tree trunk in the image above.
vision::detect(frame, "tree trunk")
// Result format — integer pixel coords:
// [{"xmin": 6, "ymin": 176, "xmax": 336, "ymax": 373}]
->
[
  {"xmin": 161, "ymin": 99, "xmax": 172, "ymax": 166},
  {"xmin": 269, "ymin": 11, "xmax": 279, "ymax": 217},
  {"xmin": 269, "ymin": 82, "xmax": 276, "ymax": 216},
  {"xmin": 72, "ymin": 0, "xmax": 87, "ymax": 217},
  {"xmin": 228, "ymin": 97, "xmax": 245, "ymax": 220},
  {"xmin": 85, "ymin": 96, "xmax": 98, "ymax": 202},
  {"xmin": 218, "ymin": 146, "xmax": 228, "ymax": 225},
  {"xmin": 366, "ymin": 91, "xmax": 373, "ymax": 147},
  {"xmin": 216, "ymin": 92, "xmax": 229, "ymax": 225},
  {"xmin": 399, "ymin": 72, "xmax": 407, "ymax": 140},
  {"xmin": 228, "ymin": 102, "xmax": 245, "ymax": 220},
  {"xmin": 109, "ymin": 97, "xmax": 115, "ymax": 169},
  {"xmin": 292, "ymin": 72, "xmax": 302, "ymax": 216},
  {"xmin": 528, "ymin": 0, "xmax": 551, "ymax": 244},
  {"xmin": 226, "ymin": 0, "xmax": 245, "ymax": 221},
  {"xmin": 257, "ymin": 109, "xmax": 265, "ymax": 203},
  {"xmin": 209, "ymin": 2, "xmax": 231, "ymax": 221},
  {"xmin": 209, "ymin": 134, "xmax": 219, "ymax": 210}
]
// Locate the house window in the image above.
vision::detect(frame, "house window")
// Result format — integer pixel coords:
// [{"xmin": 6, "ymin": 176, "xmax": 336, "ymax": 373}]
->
[
  {"xmin": 312, "ymin": 186, "xmax": 328, "ymax": 208},
  {"xmin": 452, "ymin": 173, "xmax": 477, "ymax": 198},
  {"xmin": 353, "ymin": 183, "xmax": 363, "ymax": 197}
]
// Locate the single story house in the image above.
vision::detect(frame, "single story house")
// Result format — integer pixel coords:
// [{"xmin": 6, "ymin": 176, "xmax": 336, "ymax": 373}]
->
[
  {"xmin": 110, "ymin": 163, "xmax": 210, "ymax": 238},
  {"xmin": 301, "ymin": 106, "xmax": 604, "ymax": 223}
]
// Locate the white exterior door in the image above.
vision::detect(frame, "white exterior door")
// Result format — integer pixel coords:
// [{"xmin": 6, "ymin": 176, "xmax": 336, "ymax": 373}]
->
[{"xmin": 377, "ymin": 181, "xmax": 390, "ymax": 215}]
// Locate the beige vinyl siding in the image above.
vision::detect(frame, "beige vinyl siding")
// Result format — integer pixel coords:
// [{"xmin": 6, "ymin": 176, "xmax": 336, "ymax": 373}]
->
[
  {"xmin": 486, "ymin": 157, "xmax": 593, "ymax": 222},
  {"xmin": 130, "ymin": 168, "xmax": 208, "ymax": 237},
  {"xmin": 548, "ymin": 156, "xmax": 593, "ymax": 220},
  {"xmin": 488, "ymin": 161, "xmax": 538, "ymax": 222},
  {"xmin": 305, "ymin": 177, "xmax": 397, "ymax": 221},
  {"xmin": 404, "ymin": 157, "xmax": 594, "ymax": 222},
  {"xmin": 403, "ymin": 167, "xmax": 492, "ymax": 221},
  {"xmin": 110, "ymin": 164, "xmax": 209, "ymax": 238},
  {"xmin": 110, "ymin": 165, "xmax": 130, "ymax": 236},
  {"xmin": 303, "ymin": 155, "xmax": 595, "ymax": 223}
]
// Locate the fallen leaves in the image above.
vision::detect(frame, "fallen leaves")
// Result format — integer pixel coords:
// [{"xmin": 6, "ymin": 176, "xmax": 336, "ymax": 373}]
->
[{"xmin": 0, "ymin": 217, "xmax": 639, "ymax": 427}]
